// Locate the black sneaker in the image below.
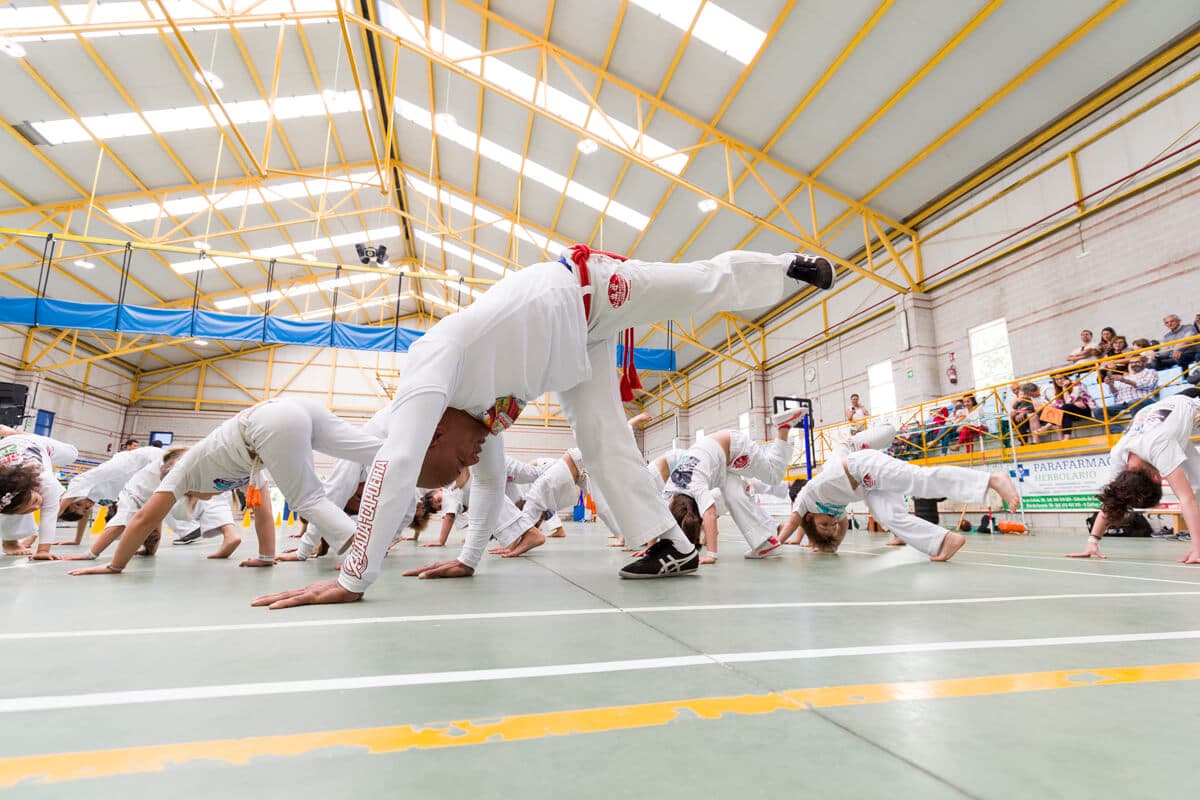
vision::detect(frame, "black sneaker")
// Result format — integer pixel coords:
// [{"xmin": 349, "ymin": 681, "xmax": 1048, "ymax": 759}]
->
[
  {"xmin": 619, "ymin": 540, "xmax": 699, "ymax": 579},
  {"xmin": 172, "ymin": 530, "xmax": 202, "ymax": 545},
  {"xmin": 786, "ymin": 254, "xmax": 835, "ymax": 291}
]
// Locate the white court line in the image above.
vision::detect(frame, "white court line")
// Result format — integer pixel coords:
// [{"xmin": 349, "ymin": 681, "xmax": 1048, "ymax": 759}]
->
[
  {"xmin": 6, "ymin": 592, "xmax": 1200, "ymax": 642},
  {"xmin": 964, "ymin": 560, "xmax": 1200, "ymax": 586},
  {"xmin": 5, "ymin": 628, "xmax": 1200, "ymax": 714},
  {"xmin": 963, "ymin": 549, "xmax": 1200, "ymax": 571}
]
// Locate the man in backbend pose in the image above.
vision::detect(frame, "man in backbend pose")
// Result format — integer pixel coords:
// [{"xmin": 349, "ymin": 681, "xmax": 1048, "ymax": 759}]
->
[{"xmin": 252, "ymin": 246, "xmax": 837, "ymax": 609}]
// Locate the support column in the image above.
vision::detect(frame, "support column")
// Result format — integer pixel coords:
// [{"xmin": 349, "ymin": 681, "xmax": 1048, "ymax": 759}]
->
[{"xmin": 895, "ymin": 292, "xmax": 942, "ymax": 407}]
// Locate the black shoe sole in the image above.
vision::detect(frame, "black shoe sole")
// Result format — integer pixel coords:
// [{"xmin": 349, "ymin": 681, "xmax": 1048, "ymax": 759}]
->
[{"xmin": 618, "ymin": 567, "xmax": 699, "ymax": 579}]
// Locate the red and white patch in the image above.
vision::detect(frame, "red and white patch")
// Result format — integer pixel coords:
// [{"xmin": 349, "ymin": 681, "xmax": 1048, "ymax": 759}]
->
[
  {"xmin": 731, "ymin": 454, "xmax": 750, "ymax": 470},
  {"xmin": 607, "ymin": 273, "xmax": 630, "ymax": 308},
  {"xmin": 861, "ymin": 472, "xmax": 875, "ymax": 489}
]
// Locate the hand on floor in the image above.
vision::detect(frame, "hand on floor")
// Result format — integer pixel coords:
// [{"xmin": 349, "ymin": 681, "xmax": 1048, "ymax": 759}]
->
[
  {"xmin": 251, "ymin": 578, "xmax": 362, "ymax": 609},
  {"xmin": 402, "ymin": 560, "xmax": 474, "ymax": 579}
]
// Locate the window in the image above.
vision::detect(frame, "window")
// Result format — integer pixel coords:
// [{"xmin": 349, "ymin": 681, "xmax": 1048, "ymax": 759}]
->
[
  {"xmin": 867, "ymin": 360, "xmax": 896, "ymax": 417},
  {"xmin": 694, "ymin": 428, "xmax": 704, "ymax": 444},
  {"xmin": 738, "ymin": 412, "xmax": 750, "ymax": 439},
  {"xmin": 968, "ymin": 318, "xmax": 1015, "ymax": 390},
  {"xmin": 34, "ymin": 410, "xmax": 54, "ymax": 437}
]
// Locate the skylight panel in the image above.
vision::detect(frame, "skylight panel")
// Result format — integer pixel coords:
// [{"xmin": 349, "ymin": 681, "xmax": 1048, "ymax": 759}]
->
[
  {"xmin": 412, "ymin": 229, "xmax": 505, "ymax": 275},
  {"xmin": 30, "ymin": 91, "xmax": 370, "ymax": 145},
  {"xmin": 626, "ymin": 0, "xmax": 765, "ymax": 64},
  {"xmin": 377, "ymin": 5, "xmax": 687, "ymax": 175},
  {"xmin": 394, "ymin": 97, "xmax": 649, "ymax": 230}
]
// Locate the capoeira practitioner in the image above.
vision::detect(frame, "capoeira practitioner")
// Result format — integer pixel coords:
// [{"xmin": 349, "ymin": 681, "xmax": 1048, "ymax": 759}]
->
[
  {"xmin": 252, "ymin": 247, "xmax": 836, "ymax": 609},
  {"xmin": 0, "ymin": 431, "xmax": 79, "ymax": 559},
  {"xmin": 414, "ymin": 468, "xmax": 471, "ymax": 547},
  {"xmin": 490, "ymin": 448, "xmax": 597, "ymax": 558},
  {"xmin": 1068, "ymin": 388, "xmax": 1200, "ymax": 564},
  {"xmin": 170, "ymin": 494, "xmax": 242, "ymax": 558},
  {"xmin": 68, "ymin": 397, "xmax": 382, "ymax": 576},
  {"xmin": 58, "ymin": 445, "xmax": 165, "ymax": 544},
  {"xmin": 778, "ymin": 443, "xmax": 1020, "ymax": 559},
  {"xmin": 63, "ymin": 448, "xmax": 195, "ymax": 561},
  {"xmin": 662, "ymin": 422, "xmax": 795, "ymax": 563}
]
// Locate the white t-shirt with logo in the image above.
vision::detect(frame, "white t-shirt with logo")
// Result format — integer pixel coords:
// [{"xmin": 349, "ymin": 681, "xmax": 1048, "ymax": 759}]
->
[
  {"xmin": 793, "ymin": 455, "xmax": 858, "ymax": 519},
  {"xmin": 0, "ymin": 434, "xmax": 77, "ymax": 543},
  {"xmin": 1106, "ymin": 395, "xmax": 1200, "ymax": 482},
  {"xmin": 663, "ymin": 437, "xmax": 727, "ymax": 514},
  {"xmin": 157, "ymin": 414, "xmax": 265, "ymax": 499}
]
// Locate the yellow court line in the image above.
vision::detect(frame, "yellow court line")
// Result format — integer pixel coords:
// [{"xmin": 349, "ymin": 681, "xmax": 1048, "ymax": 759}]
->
[{"xmin": 3, "ymin": 661, "xmax": 1200, "ymax": 787}]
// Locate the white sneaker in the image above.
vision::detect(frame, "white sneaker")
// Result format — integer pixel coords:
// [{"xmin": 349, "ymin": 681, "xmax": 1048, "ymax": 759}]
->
[
  {"xmin": 745, "ymin": 536, "xmax": 783, "ymax": 559},
  {"xmin": 772, "ymin": 408, "xmax": 806, "ymax": 428}
]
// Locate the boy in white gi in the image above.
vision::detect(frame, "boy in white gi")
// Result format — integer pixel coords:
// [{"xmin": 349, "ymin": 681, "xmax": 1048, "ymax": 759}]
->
[
  {"xmin": 1068, "ymin": 389, "xmax": 1200, "ymax": 563},
  {"xmin": 0, "ymin": 430, "xmax": 79, "ymax": 559},
  {"xmin": 779, "ymin": 443, "xmax": 1020, "ymax": 560},
  {"xmin": 253, "ymin": 247, "xmax": 835, "ymax": 609},
  {"xmin": 69, "ymin": 397, "xmax": 382, "ymax": 576},
  {"xmin": 58, "ymin": 445, "xmax": 165, "ymax": 543},
  {"xmin": 662, "ymin": 423, "xmax": 795, "ymax": 563}
]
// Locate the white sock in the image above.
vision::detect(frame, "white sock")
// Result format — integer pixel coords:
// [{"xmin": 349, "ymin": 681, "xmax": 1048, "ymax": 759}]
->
[{"xmin": 658, "ymin": 527, "xmax": 695, "ymax": 553}]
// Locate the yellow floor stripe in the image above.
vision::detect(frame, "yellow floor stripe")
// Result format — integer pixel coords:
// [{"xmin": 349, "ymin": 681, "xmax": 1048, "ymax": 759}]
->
[{"xmin": 3, "ymin": 661, "xmax": 1199, "ymax": 787}]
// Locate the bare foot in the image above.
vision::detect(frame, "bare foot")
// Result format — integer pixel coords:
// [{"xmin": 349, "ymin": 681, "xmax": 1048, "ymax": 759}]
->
[
  {"xmin": 546, "ymin": 531, "xmax": 566, "ymax": 538},
  {"xmin": 1179, "ymin": 549, "xmax": 1200, "ymax": 565},
  {"xmin": 487, "ymin": 544, "xmax": 511, "ymax": 555},
  {"xmin": 988, "ymin": 473, "xmax": 1021, "ymax": 510},
  {"xmin": 17, "ymin": 536, "xmax": 35, "ymax": 548},
  {"xmin": 885, "ymin": 536, "xmax": 906, "ymax": 547},
  {"xmin": 699, "ymin": 555, "xmax": 717, "ymax": 565},
  {"xmin": 607, "ymin": 538, "xmax": 626, "ymax": 548},
  {"xmin": 208, "ymin": 537, "xmax": 242, "ymax": 559},
  {"xmin": 501, "ymin": 529, "xmax": 546, "ymax": 557},
  {"xmin": 287, "ymin": 531, "xmax": 303, "ymax": 538},
  {"xmin": 3, "ymin": 543, "xmax": 32, "ymax": 557},
  {"xmin": 930, "ymin": 532, "xmax": 966, "ymax": 562}
]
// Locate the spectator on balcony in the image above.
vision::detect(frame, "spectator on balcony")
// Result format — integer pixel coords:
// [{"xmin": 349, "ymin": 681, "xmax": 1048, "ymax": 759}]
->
[
  {"xmin": 1097, "ymin": 327, "xmax": 1118, "ymax": 356},
  {"xmin": 925, "ymin": 406, "xmax": 953, "ymax": 456},
  {"xmin": 846, "ymin": 394, "xmax": 869, "ymax": 434},
  {"xmin": 954, "ymin": 395, "xmax": 985, "ymax": 450},
  {"xmin": 1048, "ymin": 373, "xmax": 1096, "ymax": 440},
  {"xmin": 1009, "ymin": 382, "xmax": 1046, "ymax": 444},
  {"xmin": 1152, "ymin": 314, "xmax": 1199, "ymax": 372},
  {"xmin": 1098, "ymin": 335, "xmax": 1131, "ymax": 382},
  {"xmin": 1066, "ymin": 329, "xmax": 1099, "ymax": 364},
  {"xmin": 1097, "ymin": 355, "xmax": 1159, "ymax": 433}
]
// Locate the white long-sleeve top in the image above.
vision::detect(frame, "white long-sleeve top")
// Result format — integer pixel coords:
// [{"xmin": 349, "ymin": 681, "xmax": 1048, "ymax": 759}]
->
[
  {"xmin": 337, "ymin": 261, "xmax": 591, "ymax": 592},
  {"xmin": 504, "ymin": 456, "xmax": 542, "ymax": 502},
  {"xmin": 0, "ymin": 434, "xmax": 78, "ymax": 544},
  {"xmin": 64, "ymin": 446, "xmax": 163, "ymax": 502}
]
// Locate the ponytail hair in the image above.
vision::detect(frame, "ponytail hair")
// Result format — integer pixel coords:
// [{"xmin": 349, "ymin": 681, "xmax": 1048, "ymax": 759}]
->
[
  {"xmin": 1097, "ymin": 469, "xmax": 1162, "ymax": 521},
  {"xmin": 0, "ymin": 463, "xmax": 41, "ymax": 515},
  {"xmin": 668, "ymin": 494, "xmax": 702, "ymax": 546}
]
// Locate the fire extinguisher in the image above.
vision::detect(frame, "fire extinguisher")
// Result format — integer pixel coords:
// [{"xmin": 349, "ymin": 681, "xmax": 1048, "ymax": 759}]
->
[{"xmin": 947, "ymin": 352, "xmax": 959, "ymax": 385}]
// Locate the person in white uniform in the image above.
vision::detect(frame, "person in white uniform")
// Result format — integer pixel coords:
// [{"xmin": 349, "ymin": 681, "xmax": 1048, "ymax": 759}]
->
[
  {"xmin": 0, "ymin": 431, "xmax": 79, "ymax": 559},
  {"xmin": 171, "ymin": 493, "xmax": 242, "ymax": 558},
  {"xmin": 63, "ymin": 447, "xmax": 194, "ymax": 561},
  {"xmin": 778, "ymin": 439, "xmax": 1020, "ymax": 560},
  {"xmin": 57, "ymin": 446, "xmax": 165, "ymax": 543},
  {"xmin": 413, "ymin": 468, "xmax": 472, "ymax": 547},
  {"xmin": 1068, "ymin": 389, "xmax": 1200, "ymax": 563},
  {"xmin": 662, "ymin": 422, "xmax": 796, "ymax": 563},
  {"xmin": 68, "ymin": 397, "xmax": 382, "ymax": 576},
  {"xmin": 252, "ymin": 246, "xmax": 836, "ymax": 609}
]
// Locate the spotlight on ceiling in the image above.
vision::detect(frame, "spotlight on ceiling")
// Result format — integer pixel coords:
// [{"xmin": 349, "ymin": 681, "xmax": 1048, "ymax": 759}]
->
[
  {"xmin": 434, "ymin": 112, "xmax": 457, "ymax": 130},
  {"xmin": 193, "ymin": 339, "xmax": 210, "ymax": 346},
  {"xmin": 0, "ymin": 38, "xmax": 26, "ymax": 59},
  {"xmin": 300, "ymin": 252, "xmax": 317, "ymax": 262},
  {"xmin": 193, "ymin": 69, "xmax": 224, "ymax": 90},
  {"xmin": 576, "ymin": 138, "xmax": 599, "ymax": 155},
  {"xmin": 355, "ymin": 243, "xmax": 389, "ymax": 266},
  {"xmin": 697, "ymin": 198, "xmax": 719, "ymax": 213},
  {"xmin": 73, "ymin": 259, "xmax": 95, "ymax": 270},
  {"xmin": 196, "ymin": 240, "xmax": 210, "ymax": 251}
]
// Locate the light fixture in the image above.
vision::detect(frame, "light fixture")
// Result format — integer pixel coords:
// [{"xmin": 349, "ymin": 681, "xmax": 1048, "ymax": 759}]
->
[
  {"xmin": 300, "ymin": 252, "xmax": 316, "ymax": 262},
  {"xmin": 445, "ymin": 268, "xmax": 460, "ymax": 277},
  {"xmin": 0, "ymin": 38, "xmax": 26, "ymax": 58},
  {"xmin": 196, "ymin": 240, "xmax": 209, "ymax": 250},
  {"xmin": 576, "ymin": 138, "xmax": 598, "ymax": 155},
  {"xmin": 434, "ymin": 112, "xmax": 457, "ymax": 130},
  {"xmin": 697, "ymin": 198, "xmax": 718, "ymax": 213},
  {"xmin": 193, "ymin": 339, "xmax": 209, "ymax": 346},
  {"xmin": 193, "ymin": 70, "xmax": 224, "ymax": 90},
  {"xmin": 73, "ymin": 259, "xmax": 95, "ymax": 270}
]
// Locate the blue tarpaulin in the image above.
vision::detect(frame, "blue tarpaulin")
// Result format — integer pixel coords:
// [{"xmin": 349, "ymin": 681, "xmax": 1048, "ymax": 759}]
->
[{"xmin": 0, "ymin": 296, "xmax": 676, "ymax": 368}]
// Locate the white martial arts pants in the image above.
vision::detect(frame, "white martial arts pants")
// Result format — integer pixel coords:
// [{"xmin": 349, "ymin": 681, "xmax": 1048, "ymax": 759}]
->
[
  {"xmin": 557, "ymin": 251, "xmax": 799, "ymax": 552},
  {"xmin": 240, "ymin": 398, "xmax": 382, "ymax": 555},
  {"xmin": 178, "ymin": 494, "xmax": 236, "ymax": 538},
  {"xmin": 722, "ymin": 476, "xmax": 778, "ymax": 550},
  {"xmin": 299, "ymin": 458, "xmax": 367, "ymax": 558},
  {"xmin": 727, "ymin": 431, "xmax": 793, "ymax": 485},
  {"xmin": 845, "ymin": 450, "xmax": 989, "ymax": 556},
  {"xmin": 518, "ymin": 456, "xmax": 581, "ymax": 530}
]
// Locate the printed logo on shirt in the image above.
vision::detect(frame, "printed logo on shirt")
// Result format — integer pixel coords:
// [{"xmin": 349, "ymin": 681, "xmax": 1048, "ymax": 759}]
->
[
  {"xmin": 213, "ymin": 477, "xmax": 250, "ymax": 492},
  {"xmin": 480, "ymin": 395, "xmax": 527, "ymax": 435},
  {"xmin": 1129, "ymin": 407, "xmax": 1171, "ymax": 435},
  {"xmin": 0, "ymin": 442, "xmax": 40, "ymax": 466},
  {"xmin": 861, "ymin": 472, "xmax": 875, "ymax": 489},
  {"xmin": 731, "ymin": 454, "xmax": 750, "ymax": 470},
  {"xmin": 669, "ymin": 456, "xmax": 700, "ymax": 489},
  {"xmin": 342, "ymin": 459, "xmax": 388, "ymax": 580},
  {"xmin": 607, "ymin": 273, "xmax": 630, "ymax": 309}
]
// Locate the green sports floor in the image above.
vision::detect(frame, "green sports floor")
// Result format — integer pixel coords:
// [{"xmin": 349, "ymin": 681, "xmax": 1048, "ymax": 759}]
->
[{"xmin": 3, "ymin": 520, "xmax": 1200, "ymax": 798}]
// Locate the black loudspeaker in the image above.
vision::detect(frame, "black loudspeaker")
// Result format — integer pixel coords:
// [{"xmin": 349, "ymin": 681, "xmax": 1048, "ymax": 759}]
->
[{"xmin": 0, "ymin": 382, "xmax": 28, "ymax": 428}]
